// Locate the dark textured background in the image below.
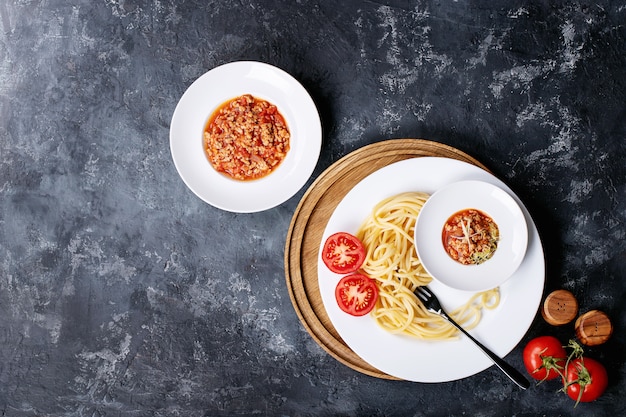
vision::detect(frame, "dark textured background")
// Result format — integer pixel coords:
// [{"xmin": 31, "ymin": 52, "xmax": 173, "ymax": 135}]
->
[{"xmin": 1, "ymin": 1, "xmax": 624, "ymax": 416}]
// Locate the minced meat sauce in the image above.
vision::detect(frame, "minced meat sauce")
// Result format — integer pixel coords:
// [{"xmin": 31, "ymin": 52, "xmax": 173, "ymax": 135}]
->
[
  {"xmin": 204, "ymin": 94, "xmax": 290, "ymax": 181},
  {"xmin": 442, "ymin": 208, "xmax": 499, "ymax": 265}
]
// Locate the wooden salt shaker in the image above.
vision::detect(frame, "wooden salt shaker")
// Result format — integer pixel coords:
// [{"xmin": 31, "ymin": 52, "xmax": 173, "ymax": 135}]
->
[
  {"xmin": 575, "ymin": 310, "xmax": 613, "ymax": 346},
  {"xmin": 541, "ymin": 289, "xmax": 578, "ymax": 326}
]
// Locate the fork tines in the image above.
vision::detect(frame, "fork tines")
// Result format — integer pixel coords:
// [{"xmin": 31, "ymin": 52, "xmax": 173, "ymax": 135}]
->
[{"xmin": 414, "ymin": 285, "xmax": 432, "ymax": 302}]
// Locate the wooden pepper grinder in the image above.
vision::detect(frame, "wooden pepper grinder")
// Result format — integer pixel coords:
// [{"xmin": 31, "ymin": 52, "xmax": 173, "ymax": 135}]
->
[{"xmin": 575, "ymin": 310, "xmax": 613, "ymax": 346}]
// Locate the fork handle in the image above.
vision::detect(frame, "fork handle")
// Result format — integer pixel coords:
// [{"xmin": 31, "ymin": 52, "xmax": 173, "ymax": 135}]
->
[{"xmin": 440, "ymin": 313, "xmax": 530, "ymax": 389}]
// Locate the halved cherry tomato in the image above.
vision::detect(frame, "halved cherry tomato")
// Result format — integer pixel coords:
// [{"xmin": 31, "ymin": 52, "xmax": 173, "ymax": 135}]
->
[
  {"xmin": 334, "ymin": 274, "xmax": 378, "ymax": 316},
  {"xmin": 564, "ymin": 357, "xmax": 608, "ymax": 404},
  {"xmin": 522, "ymin": 336, "xmax": 567, "ymax": 381},
  {"xmin": 321, "ymin": 232, "xmax": 365, "ymax": 274}
]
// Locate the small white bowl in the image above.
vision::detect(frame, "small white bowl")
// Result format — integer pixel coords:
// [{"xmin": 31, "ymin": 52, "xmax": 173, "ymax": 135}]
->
[
  {"xmin": 414, "ymin": 180, "xmax": 528, "ymax": 292},
  {"xmin": 170, "ymin": 61, "xmax": 322, "ymax": 213}
]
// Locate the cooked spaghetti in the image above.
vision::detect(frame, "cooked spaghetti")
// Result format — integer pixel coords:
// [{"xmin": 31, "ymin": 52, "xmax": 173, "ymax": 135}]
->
[{"xmin": 355, "ymin": 192, "xmax": 500, "ymax": 340}]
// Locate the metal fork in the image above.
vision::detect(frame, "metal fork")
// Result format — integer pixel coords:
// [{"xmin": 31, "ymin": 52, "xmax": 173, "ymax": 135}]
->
[{"xmin": 415, "ymin": 286, "xmax": 530, "ymax": 389}]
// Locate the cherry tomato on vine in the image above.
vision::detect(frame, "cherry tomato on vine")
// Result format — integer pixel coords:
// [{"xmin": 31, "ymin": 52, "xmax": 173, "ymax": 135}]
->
[
  {"xmin": 522, "ymin": 336, "xmax": 567, "ymax": 381},
  {"xmin": 334, "ymin": 274, "xmax": 378, "ymax": 316},
  {"xmin": 564, "ymin": 357, "xmax": 608, "ymax": 404},
  {"xmin": 321, "ymin": 232, "xmax": 366, "ymax": 274}
]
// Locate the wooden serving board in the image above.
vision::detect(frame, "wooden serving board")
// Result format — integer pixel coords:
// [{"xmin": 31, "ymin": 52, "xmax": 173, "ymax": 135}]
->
[{"xmin": 284, "ymin": 139, "xmax": 490, "ymax": 380}]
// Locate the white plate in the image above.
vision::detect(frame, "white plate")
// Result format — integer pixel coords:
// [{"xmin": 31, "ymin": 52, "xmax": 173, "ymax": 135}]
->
[
  {"xmin": 318, "ymin": 157, "xmax": 544, "ymax": 383},
  {"xmin": 170, "ymin": 61, "xmax": 322, "ymax": 213},
  {"xmin": 415, "ymin": 180, "xmax": 528, "ymax": 292}
]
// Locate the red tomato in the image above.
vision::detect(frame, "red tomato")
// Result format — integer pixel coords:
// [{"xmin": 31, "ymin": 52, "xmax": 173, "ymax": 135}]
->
[
  {"xmin": 522, "ymin": 336, "xmax": 567, "ymax": 381},
  {"xmin": 564, "ymin": 357, "xmax": 608, "ymax": 404},
  {"xmin": 321, "ymin": 232, "xmax": 366, "ymax": 274},
  {"xmin": 334, "ymin": 274, "xmax": 378, "ymax": 316}
]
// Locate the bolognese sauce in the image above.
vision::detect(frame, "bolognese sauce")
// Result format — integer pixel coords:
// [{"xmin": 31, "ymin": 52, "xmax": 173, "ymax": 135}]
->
[
  {"xmin": 442, "ymin": 209, "xmax": 499, "ymax": 265},
  {"xmin": 203, "ymin": 94, "xmax": 290, "ymax": 181}
]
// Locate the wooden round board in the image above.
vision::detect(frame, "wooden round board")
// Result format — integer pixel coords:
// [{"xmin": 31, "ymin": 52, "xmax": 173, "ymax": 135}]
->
[{"xmin": 284, "ymin": 139, "xmax": 491, "ymax": 380}]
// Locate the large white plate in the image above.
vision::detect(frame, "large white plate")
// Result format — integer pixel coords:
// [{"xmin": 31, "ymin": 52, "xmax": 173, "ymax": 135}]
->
[
  {"xmin": 318, "ymin": 157, "xmax": 545, "ymax": 382},
  {"xmin": 170, "ymin": 61, "xmax": 322, "ymax": 213}
]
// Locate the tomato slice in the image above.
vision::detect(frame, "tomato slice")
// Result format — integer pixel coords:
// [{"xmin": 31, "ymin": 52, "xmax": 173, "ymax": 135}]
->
[
  {"xmin": 321, "ymin": 232, "xmax": 366, "ymax": 274},
  {"xmin": 334, "ymin": 274, "xmax": 378, "ymax": 316}
]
